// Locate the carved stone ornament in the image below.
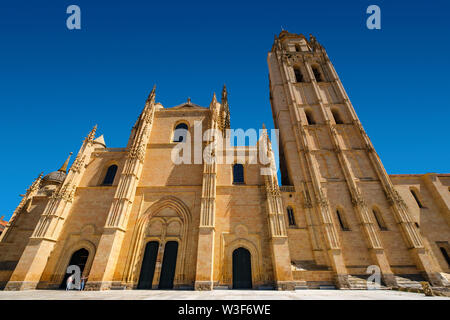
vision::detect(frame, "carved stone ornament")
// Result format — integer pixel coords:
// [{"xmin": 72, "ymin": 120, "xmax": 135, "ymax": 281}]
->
[
  {"xmin": 128, "ymin": 144, "xmax": 146, "ymax": 162},
  {"xmin": 302, "ymin": 190, "xmax": 313, "ymax": 209},
  {"xmin": 281, "ymin": 54, "xmax": 293, "ymax": 67},
  {"xmin": 316, "ymin": 189, "xmax": 328, "ymax": 208},
  {"xmin": 384, "ymin": 188, "xmax": 407, "ymax": 208},
  {"xmin": 84, "ymin": 125, "xmax": 97, "ymax": 144},
  {"xmin": 351, "ymin": 192, "xmax": 366, "ymax": 208},
  {"xmin": 330, "ymin": 125, "xmax": 338, "ymax": 136},
  {"xmin": 393, "ymin": 190, "xmax": 407, "ymax": 208},
  {"xmin": 51, "ymin": 183, "xmax": 76, "ymax": 202},
  {"xmin": 143, "ymin": 111, "xmax": 153, "ymax": 124},
  {"xmin": 266, "ymin": 185, "xmax": 281, "ymax": 197},
  {"xmin": 71, "ymin": 155, "xmax": 86, "ymax": 173}
]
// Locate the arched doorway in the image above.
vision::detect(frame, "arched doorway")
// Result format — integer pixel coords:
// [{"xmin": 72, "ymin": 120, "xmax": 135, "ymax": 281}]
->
[
  {"xmin": 158, "ymin": 241, "xmax": 178, "ymax": 289},
  {"xmin": 59, "ymin": 248, "xmax": 89, "ymax": 289},
  {"xmin": 137, "ymin": 241, "xmax": 159, "ymax": 289},
  {"xmin": 232, "ymin": 247, "xmax": 252, "ymax": 289}
]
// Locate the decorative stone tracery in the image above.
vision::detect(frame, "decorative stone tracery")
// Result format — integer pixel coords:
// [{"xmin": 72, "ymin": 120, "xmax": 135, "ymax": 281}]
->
[{"xmin": 122, "ymin": 196, "xmax": 192, "ymax": 288}]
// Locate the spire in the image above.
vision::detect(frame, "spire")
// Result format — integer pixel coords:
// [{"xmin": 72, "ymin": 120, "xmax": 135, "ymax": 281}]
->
[
  {"xmin": 85, "ymin": 124, "xmax": 97, "ymax": 142},
  {"xmin": 145, "ymin": 85, "xmax": 156, "ymax": 105},
  {"xmin": 308, "ymin": 34, "xmax": 322, "ymax": 50},
  {"xmin": 259, "ymin": 123, "xmax": 272, "ymax": 152},
  {"xmin": 221, "ymin": 84, "xmax": 228, "ymax": 105},
  {"xmin": 221, "ymin": 85, "xmax": 230, "ymax": 129},
  {"xmin": 209, "ymin": 92, "xmax": 217, "ymax": 109},
  {"xmin": 58, "ymin": 152, "xmax": 73, "ymax": 173}
]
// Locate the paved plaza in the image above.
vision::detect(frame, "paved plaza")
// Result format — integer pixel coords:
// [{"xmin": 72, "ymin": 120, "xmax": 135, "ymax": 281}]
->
[{"xmin": 0, "ymin": 289, "xmax": 448, "ymax": 300}]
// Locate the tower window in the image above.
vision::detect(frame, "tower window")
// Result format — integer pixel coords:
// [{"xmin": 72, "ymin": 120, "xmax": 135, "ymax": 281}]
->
[
  {"xmin": 372, "ymin": 208, "xmax": 387, "ymax": 231},
  {"xmin": 439, "ymin": 247, "xmax": 450, "ymax": 267},
  {"xmin": 294, "ymin": 67, "xmax": 304, "ymax": 83},
  {"xmin": 233, "ymin": 164, "xmax": 244, "ymax": 184},
  {"xmin": 173, "ymin": 123, "xmax": 188, "ymax": 143},
  {"xmin": 305, "ymin": 109, "xmax": 315, "ymax": 125},
  {"xmin": 336, "ymin": 209, "xmax": 350, "ymax": 231},
  {"xmin": 331, "ymin": 108, "xmax": 344, "ymax": 124},
  {"xmin": 287, "ymin": 206, "xmax": 296, "ymax": 226},
  {"xmin": 295, "ymin": 44, "xmax": 301, "ymax": 52},
  {"xmin": 312, "ymin": 66, "xmax": 323, "ymax": 82},
  {"xmin": 410, "ymin": 188, "xmax": 424, "ymax": 208},
  {"xmin": 102, "ymin": 165, "xmax": 118, "ymax": 186}
]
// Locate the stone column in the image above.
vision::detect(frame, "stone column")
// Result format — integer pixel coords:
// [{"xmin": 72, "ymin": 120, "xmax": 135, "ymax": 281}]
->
[
  {"xmin": 422, "ymin": 174, "xmax": 450, "ymax": 226},
  {"xmin": 86, "ymin": 88, "xmax": 156, "ymax": 290},
  {"xmin": 4, "ymin": 126, "xmax": 98, "ymax": 290},
  {"xmin": 194, "ymin": 105, "xmax": 218, "ymax": 291},
  {"xmin": 261, "ymin": 131, "xmax": 295, "ymax": 290},
  {"xmin": 152, "ymin": 241, "xmax": 166, "ymax": 289}
]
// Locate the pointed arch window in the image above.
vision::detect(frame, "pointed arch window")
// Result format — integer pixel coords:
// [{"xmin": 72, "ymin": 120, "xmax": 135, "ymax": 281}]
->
[
  {"xmin": 305, "ymin": 109, "xmax": 315, "ymax": 125},
  {"xmin": 287, "ymin": 206, "xmax": 296, "ymax": 226},
  {"xmin": 372, "ymin": 207, "xmax": 388, "ymax": 231},
  {"xmin": 410, "ymin": 188, "xmax": 424, "ymax": 208},
  {"xmin": 439, "ymin": 247, "xmax": 450, "ymax": 267},
  {"xmin": 233, "ymin": 164, "xmax": 244, "ymax": 184},
  {"xmin": 102, "ymin": 165, "xmax": 118, "ymax": 186},
  {"xmin": 294, "ymin": 66, "xmax": 304, "ymax": 83},
  {"xmin": 173, "ymin": 123, "xmax": 188, "ymax": 143},
  {"xmin": 336, "ymin": 208, "xmax": 350, "ymax": 231},
  {"xmin": 312, "ymin": 66, "xmax": 323, "ymax": 82},
  {"xmin": 295, "ymin": 44, "xmax": 301, "ymax": 52},
  {"xmin": 331, "ymin": 108, "xmax": 344, "ymax": 124}
]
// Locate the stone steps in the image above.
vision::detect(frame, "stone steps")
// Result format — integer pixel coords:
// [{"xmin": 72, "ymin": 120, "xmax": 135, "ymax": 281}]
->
[
  {"xmin": 347, "ymin": 275, "xmax": 369, "ymax": 290},
  {"xmin": 394, "ymin": 274, "xmax": 426, "ymax": 289},
  {"xmin": 347, "ymin": 275, "xmax": 389, "ymax": 290},
  {"xmin": 439, "ymin": 272, "xmax": 450, "ymax": 287},
  {"xmin": 294, "ymin": 281, "xmax": 308, "ymax": 290}
]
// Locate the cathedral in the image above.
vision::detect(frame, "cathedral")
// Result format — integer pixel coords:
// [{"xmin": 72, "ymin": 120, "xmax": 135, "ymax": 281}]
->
[{"xmin": 0, "ymin": 31, "xmax": 449, "ymax": 291}]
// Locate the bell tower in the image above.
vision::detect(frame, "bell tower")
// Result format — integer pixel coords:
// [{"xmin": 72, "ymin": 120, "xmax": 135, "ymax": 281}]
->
[{"xmin": 268, "ymin": 31, "xmax": 445, "ymax": 287}]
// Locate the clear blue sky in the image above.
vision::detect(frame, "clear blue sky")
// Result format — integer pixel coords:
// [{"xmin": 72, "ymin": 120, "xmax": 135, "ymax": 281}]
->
[{"xmin": 0, "ymin": 0, "xmax": 449, "ymax": 220}]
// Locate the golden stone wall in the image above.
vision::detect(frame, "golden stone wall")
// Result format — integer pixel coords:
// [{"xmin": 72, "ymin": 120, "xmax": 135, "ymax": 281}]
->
[{"xmin": 0, "ymin": 32, "xmax": 448, "ymax": 291}]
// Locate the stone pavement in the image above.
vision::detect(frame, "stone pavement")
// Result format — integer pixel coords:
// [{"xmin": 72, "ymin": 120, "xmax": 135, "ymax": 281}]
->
[{"xmin": 0, "ymin": 289, "xmax": 448, "ymax": 300}]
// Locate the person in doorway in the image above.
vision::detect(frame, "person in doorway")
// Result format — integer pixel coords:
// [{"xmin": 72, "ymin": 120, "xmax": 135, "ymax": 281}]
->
[
  {"xmin": 80, "ymin": 276, "xmax": 87, "ymax": 291},
  {"xmin": 66, "ymin": 274, "xmax": 74, "ymax": 291}
]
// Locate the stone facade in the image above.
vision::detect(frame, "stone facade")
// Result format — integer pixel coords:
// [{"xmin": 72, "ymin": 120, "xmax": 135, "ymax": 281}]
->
[
  {"xmin": 0, "ymin": 217, "xmax": 7, "ymax": 236},
  {"xmin": 0, "ymin": 31, "xmax": 449, "ymax": 291}
]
